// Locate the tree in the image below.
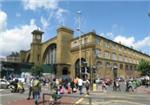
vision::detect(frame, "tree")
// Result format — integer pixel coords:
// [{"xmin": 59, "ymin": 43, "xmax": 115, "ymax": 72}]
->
[
  {"xmin": 31, "ymin": 65, "xmax": 44, "ymax": 76},
  {"xmin": 137, "ymin": 59, "xmax": 150, "ymax": 76}
]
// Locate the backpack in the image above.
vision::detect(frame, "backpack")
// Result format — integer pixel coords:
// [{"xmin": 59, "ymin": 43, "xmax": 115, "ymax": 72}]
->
[{"xmin": 85, "ymin": 80, "xmax": 90, "ymax": 87}]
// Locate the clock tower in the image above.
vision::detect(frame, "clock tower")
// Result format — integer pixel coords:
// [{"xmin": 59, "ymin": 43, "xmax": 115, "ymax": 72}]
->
[
  {"xmin": 32, "ymin": 29, "xmax": 43, "ymax": 44},
  {"xmin": 30, "ymin": 29, "xmax": 44, "ymax": 65}
]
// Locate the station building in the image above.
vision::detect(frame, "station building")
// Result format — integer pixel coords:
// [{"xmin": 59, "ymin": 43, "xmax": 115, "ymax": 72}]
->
[{"xmin": 20, "ymin": 26, "xmax": 150, "ymax": 80}]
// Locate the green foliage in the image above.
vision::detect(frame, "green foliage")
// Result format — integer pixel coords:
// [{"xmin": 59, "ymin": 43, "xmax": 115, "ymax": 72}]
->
[
  {"xmin": 137, "ymin": 59, "xmax": 150, "ymax": 75},
  {"xmin": 31, "ymin": 65, "xmax": 44, "ymax": 76}
]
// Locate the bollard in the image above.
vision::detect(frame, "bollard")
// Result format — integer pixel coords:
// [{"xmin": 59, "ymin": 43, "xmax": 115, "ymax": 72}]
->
[
  {"xmin": 89, "ymin": 97, "xmax": 92, "ymax": 105},
  {"xmin": 43, "ymin": 93, "xmax": 45, "ymax": 105},
  {"xmin": 93, "ymin": 83, "xmax": 96, "ymax": 91}
]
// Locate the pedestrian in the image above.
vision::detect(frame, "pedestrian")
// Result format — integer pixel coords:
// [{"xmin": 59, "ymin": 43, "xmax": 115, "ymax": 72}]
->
[
  {"xmin": 27, "ymin": 77, "xmax": 34, "ymax": 100},
  {"xmin": 78, "ymin": 77, "xmax": 83, "ymax": 95},
  {"xmin": 145, "ymin": 75, "xmax": 150, "ymax": 88},
  {"xmin": 102, "ymin": 81, "xmax": 107, "ymax": 92},
  {"xmin": 116, "ymin": 80, "xmax": 121, "ymax": 91},
  {"xmin": 85, "ymin": 79, "xmax": 90, "ymax": 95},
  {"xmin": 113, "ymin": 80, "xmax": 117, "ymax": 91},
  {"xmin": 70, "ymin": 79, "xmax": 75, "ymax": 93},
  {"xmin": 32, "ymin": 77, "xmax": 41, "ymax": 105},
  {"xmin": 126, "ymin": 80, "xmax": 134, "ymax": 92}
]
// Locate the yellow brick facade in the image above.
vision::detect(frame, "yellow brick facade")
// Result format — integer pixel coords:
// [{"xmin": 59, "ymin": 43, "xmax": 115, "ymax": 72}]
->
[{"xmin": 20, "ymin": 26, "xmax": 150, "ymax": 79}]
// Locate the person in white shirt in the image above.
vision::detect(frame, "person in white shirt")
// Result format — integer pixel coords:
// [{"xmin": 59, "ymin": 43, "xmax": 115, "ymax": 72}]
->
[
  {"xmin": 78, "ymin": 77, "xmax": 83, "ymax": 95},
  {"xmin": 27, "ymin": 77, "xmax": 34, "ymax": 100}
]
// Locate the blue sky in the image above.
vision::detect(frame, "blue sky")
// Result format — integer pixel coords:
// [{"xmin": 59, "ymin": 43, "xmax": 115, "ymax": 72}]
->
[{"xmin": 0, "ymin": 0, "xmax": 150, "ymax": 57}]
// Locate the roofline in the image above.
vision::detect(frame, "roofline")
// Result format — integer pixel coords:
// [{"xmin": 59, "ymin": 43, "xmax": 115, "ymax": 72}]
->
[
  {"xmin": 42, "ymin": 36, "xmax": 57, "ymax": 44},
  {"xmin": 94, "ymin": 33, "xmax": 150, "ymax": 57},
  {"xmin": 72, "ymin": 32, "xmax": 150, "ymax": 57}
]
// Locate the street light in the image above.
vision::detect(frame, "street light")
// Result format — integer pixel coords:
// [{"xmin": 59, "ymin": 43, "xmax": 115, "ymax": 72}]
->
[{"xmin": 77, "ymin": 11, "xmax": 82, "ymax": 78}]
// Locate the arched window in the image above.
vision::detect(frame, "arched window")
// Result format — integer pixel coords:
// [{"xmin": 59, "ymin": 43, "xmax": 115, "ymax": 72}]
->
[
  {"xmin": 43, "ymin": 44, "xmax": 57, "ymax": 64},
  {"xmin": 96, "ymin": 61, "xmax": 102, "ymax": 69},
  {"xmin": 74, "ymin": 58, "xmax": 86, "ymax": 78}
]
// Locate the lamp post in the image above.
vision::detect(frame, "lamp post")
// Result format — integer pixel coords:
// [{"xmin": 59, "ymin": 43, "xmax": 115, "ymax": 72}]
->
[{"xmin": 77, "ymin": 11, "xmax": 82, "ymax": 78}]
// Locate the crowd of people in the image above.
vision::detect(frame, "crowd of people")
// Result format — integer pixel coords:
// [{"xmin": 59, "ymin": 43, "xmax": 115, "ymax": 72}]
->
[
  {"xmin": 26, "ymin": 76, "xmax": 91, "ymax": 105},
  {"xmin": 3, "ymin": 74, "xmax": 149, "ymax": 105}
]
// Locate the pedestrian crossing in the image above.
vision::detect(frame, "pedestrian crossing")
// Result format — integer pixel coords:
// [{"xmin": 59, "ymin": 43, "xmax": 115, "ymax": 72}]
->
[{"xmin": 0, "ymin": 89, "xmax": 4, "ymax": 91}]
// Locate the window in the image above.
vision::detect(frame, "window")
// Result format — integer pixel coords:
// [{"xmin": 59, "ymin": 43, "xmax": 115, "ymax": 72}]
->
[
  {"xmin": 95, "ymin": 38, "xmax": 100, "ymax": 45},
  {"xmin": 130, "ymin": 65, "xmax": 133, "ymax": 71},
  {"xmin": 124, "ymin": 48, "xmax": 126, "ymax": 53},
  {"xmin": 119, "ymin": 55, "xmax": 122, "ymax": 61},
  {"xmin": 104, "ymin": 51, "xmax": 110, "ymax": 59},
  {"xmin": 125, "ymin": 64, "xmax": 129, "ymax": 70},
  {"xmin": 113, "ymin": 44, "xmax": 116, "ymax": 50},
  {"xmin": 105, "ymin": 62, "xmax": 111, "ymax": 68},
  {"xmin": 95, "ymin": 49, "xmax": 102, "ymax": 57},
  {"xmin": 112, "ymin": 53, "xmax": 117, "ymax": 60},
  {"xmin": 84, "ymin": 37, "xmax": 88, "ymax": 44},
  {"xmin": 120, "ymin": 64, "xmax": 123, "ymax": 69},
  {"xmin": 118, "ymin": 46, "xmax": 122, "ymax": 52},
  {"xmin": 96, "ymin": 61, "xmax": 102, "ymax": 68},
  {"xmin": 104, "ymin": 42, "xmax": 109, "ymax": 48},
  {"xmin": 124, "ymin": 56, "xmax": 128, "ymax": 62}
]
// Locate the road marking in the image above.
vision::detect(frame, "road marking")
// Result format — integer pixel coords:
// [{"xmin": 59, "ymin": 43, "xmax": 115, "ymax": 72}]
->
[
  {"xmin": 0, "ymin": 89, "xmax": 4, "ymax": 92},
  {"xmin": 74, "ymin": 94, "xmax": 88, "ymax": 105},
  {"xmin": 110, "ymin": 100, "xmax": 147, "ymax": 105},
  {"xmin": 0, "ymin": 93, "xmax": 13, "ymax": 97}
]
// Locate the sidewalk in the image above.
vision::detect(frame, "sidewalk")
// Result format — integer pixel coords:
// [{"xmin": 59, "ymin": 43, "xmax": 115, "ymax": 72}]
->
[
  {"xmin": 5, "ymin": 86, "xmax": 150, "ymax": 105},
  {"xmin": 6, "ymin": 95, "xmax": 78, "ymax": 105},
  {"xmin": 135, "ymin": 86, "xmax": 150, "ymax": 94}
]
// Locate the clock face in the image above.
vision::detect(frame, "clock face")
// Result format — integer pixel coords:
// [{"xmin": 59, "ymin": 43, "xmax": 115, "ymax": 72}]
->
[{"xmin": 37, "ymin": 35, "xmax": 41, "ymax": 39}]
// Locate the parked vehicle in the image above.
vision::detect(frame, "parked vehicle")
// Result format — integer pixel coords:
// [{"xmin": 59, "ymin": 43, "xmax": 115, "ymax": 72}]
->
[
  {"xmin": 96, "ymin": 78, "xmax": 112, "ymax": 85},
  {"xmin": 0, "ymin": 79, "xmax": 10, "ymax": 89},
  {"xmin": 116, "ymin": 77, "xmax": 125, "ymax": 82},
  {"xmin": 103, "ymin": 78, "xmax": 112, "ymax": 86},
  {"xmin": 9, "ymin": 79, "xmax": 25, "ymax": 93}
]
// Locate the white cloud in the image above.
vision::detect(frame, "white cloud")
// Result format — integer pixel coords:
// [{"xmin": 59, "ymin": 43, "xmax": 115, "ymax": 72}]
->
[
  {"xmin": 41, "ymin": 16, "xmax": 49, "ymax": 30},
  {"xmin": 114, "ymin": 35, "xmax": 135, "ymax": 47},
  {"xmin": 113, "ymin": 35, "xmax": 150, "ymax": 55},
  {"xmin": 55, "ymin": 8, "xmax": 67, "ymax": 26},
  {"xmin": 106, "ymin": 32, "xmax": 114, "ymax": 39},
  {"xmin": 0, "ymin": 10, "xmax": 38, "ymax": 57},
  {"xmin": 0, "ymin": 9, "xmax": 7, "ymax": 32},
  {"xmin": 23, "ymin": 0, "xmax": 59, "ymax": 11},
  {"xmin": 23, "ymin": 0, "xmax": 67, "ymax": 28},
  {"xmin": 134, "ymin": 36, "xmax": 150, "ymax": 49},
  {"xmin": 99, "ymin": 33, "xmax": 105, "ymax": 37}
]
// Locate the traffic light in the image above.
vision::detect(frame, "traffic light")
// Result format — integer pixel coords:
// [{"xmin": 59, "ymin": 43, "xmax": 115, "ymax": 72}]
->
[
  {"xmin": 92, "ymin": 66, "xmax": 96, "ymax": 73},
  {"xmin": 87, "ymin": 67, "xmax": 90, "ymax": 73}
]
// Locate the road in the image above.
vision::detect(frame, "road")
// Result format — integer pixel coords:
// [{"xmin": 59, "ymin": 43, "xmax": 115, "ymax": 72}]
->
[
  {"xmin": 0, "ymin": 85, "xmax": 50, "ymax": 105},
  {"xmin": 0, "ymin": 84, "xmax": 150, "ymax": 105},
  {"xmin": 77, "ymin": 92, "xmax": 150, "ymax": 105}
]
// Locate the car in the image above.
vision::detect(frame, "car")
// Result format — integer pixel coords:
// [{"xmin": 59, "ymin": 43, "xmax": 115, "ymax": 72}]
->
[
  {"xmin": 95, "ymin": 78, "xmax": 104, "ymax": 84},
  {"xmin": 103, "ymin": 78, "xmax": 112, "ymax": 86},
  {"xmin": 13, "ymin": 77, "xmax": 25, "ymax": 83},
  {"xmin": 0, "ymin": 79, "xmax": 10, "ymax": 89},
  {"xmin": 116, "ymin": 77, "xmax": 125, "ymax": 82}
]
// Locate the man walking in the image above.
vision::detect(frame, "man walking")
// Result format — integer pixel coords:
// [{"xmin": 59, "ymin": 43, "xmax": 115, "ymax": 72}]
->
[
  {"xmin": 85, "ymin": 79, "xmax": 90, "ymax": 95},
  {"xmin": 27, "ymin": 77, "xmax": 34, "ymax": 100},
  {"xmin": 32, "ymin": 77, "xmax": 41, "ymax": 105}
]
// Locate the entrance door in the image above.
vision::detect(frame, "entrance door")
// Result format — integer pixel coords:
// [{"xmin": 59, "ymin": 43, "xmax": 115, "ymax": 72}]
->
[
  {"xmin": 113, "ymin": 68, "xmax": 118, "ymax": 80},
  {"xmin": 62, "ymin": 67, "xmax": 69, "ymax": 80}
]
